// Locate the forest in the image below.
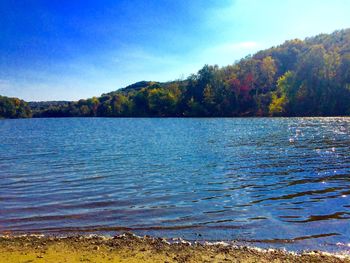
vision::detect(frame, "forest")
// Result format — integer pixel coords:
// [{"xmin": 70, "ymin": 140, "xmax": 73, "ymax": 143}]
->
[
  {"xmin": 1, "ymin": 29, "xmax": 350, "ymax": 119},
  {"xmin": 0, "ymin": 96, "xmax": 32, "ymax": 119}
]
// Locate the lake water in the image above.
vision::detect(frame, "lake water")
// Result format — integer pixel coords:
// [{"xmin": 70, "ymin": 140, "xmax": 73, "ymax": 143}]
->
[{"xmin": 0, "ymin": 118, "xmax": 349, "ymax": 252}]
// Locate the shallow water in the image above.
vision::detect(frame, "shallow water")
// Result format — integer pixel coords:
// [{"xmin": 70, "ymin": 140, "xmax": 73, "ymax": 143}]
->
[{"xmin": 0, "ymin": 117, "xmax": 349, "ymax": 252}]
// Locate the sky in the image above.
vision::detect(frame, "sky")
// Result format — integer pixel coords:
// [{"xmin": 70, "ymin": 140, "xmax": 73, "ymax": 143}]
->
[{"xmin": 1, "ymin": 0, "xmax": 350, "ymax": 101}]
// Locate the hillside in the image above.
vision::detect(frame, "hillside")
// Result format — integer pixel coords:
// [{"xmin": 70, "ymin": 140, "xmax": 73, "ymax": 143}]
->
[{"xmin": 1, "ymin": 29, "xmax": 350, "ymax": 118}]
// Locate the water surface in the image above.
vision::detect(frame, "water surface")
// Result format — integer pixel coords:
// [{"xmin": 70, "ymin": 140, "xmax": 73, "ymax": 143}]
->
[{"xmin": 0, "ymin": 118, "xmax": 349, "ymax": 252}]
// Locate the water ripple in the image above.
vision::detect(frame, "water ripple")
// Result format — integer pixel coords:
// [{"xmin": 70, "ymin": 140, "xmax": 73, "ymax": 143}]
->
[{"xmin": 0, "ymin": 117, "xmax": 350, "ymax": 252}]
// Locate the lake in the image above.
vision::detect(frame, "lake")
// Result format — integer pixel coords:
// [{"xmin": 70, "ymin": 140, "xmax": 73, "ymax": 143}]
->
[{"xmin": 0, "ymin": 117, "xmax": 349, "ymax": 252}]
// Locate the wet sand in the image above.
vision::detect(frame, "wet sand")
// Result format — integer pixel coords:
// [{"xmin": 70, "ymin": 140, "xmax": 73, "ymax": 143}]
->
[{"xmin": 0, "ymin": 234, "xmax": 349, "ymax": 263}]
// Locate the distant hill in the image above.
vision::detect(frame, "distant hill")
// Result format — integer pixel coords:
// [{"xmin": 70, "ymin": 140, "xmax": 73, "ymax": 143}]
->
[
  {"xmin": 102, "ymin": 80, "xmax": 187, "ymax": 96},
  {"xmin": 1, "ymin": 28, "xmax": 350, "ymax": 118},
  {"xmin": 103, "ymin": 81, "xmax": 160, "ymax": 96}
]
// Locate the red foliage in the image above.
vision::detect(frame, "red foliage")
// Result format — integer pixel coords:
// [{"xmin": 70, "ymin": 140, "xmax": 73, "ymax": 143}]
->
[
  {"xmin": 241, "ymin": 73, "xmax": 254, "ymax": 93},
  {"xmin": 229, "ymin": 78, "xmax": 241, "ymax": 94}
]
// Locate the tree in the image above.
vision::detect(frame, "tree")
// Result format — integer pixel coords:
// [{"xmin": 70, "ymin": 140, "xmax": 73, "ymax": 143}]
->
[
  {"xmin": 269, "ymin": 71, "xmax": 293, "ymax": 116},
  {"xmin": 3, "ymin": 28, "xmax": 350, "ymax": 118},
  {"xmin": 0, "ymin": 96, "xmax": 32, "ymax": 118}
]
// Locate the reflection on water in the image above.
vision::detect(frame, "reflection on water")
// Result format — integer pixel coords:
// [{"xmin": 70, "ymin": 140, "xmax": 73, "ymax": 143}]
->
[{"xmin": 0, "ymin": 117, "xmax": 349, "ymax": 252}]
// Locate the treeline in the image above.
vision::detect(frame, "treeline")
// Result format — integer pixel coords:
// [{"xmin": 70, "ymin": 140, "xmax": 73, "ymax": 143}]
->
[
  {"xmin": 0, "ymin": 96, "xmax": 32, "ymax": 119},
  {"xmin": 1, "ymin": 29, "xmax": 350, "ymax": 119}
]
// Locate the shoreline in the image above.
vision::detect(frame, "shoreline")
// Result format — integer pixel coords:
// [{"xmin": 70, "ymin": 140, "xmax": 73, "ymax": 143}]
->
[{"xmin": 1, "ymin": 233, "xmax": 349, "ymax": 263}]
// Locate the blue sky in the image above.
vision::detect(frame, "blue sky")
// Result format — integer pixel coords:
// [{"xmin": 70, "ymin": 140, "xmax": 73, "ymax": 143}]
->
[{"xmin": 1, "ymin": 0, "xmax": 350, "ymax": 101}]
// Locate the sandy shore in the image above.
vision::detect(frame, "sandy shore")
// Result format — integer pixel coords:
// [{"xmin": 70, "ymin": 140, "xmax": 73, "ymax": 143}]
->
[{"xmin": 0, "ymin": 234, "xmax": 349, "ymax": 263}]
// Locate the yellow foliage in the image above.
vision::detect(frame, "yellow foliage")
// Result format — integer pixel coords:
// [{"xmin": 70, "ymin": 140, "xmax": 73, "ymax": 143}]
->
[{"xmin": 269, "ymin": 93, "xmax": 288, "ymax": 116}]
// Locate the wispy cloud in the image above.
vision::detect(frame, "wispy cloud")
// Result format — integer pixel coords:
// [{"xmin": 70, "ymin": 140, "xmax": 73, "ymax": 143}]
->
[
  {"xmin": 195, "ymin": 41, "xmax": 261, "ymax": 66},
  {"xmin": 0, "ymin": 79, "xmax": 11, "ymax": 93},
  {"xmin": 209, "ymin": 41, "xmax": 259, "ymax": 53},
  {"xmin": 0, "ymin": 79, "xmax": 10, "ymax": 85}
]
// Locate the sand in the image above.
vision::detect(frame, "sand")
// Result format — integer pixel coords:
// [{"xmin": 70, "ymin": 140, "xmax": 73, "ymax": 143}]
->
[{"xmin": 0, "ymin": 233, "xmax": 349, "ymax": 263}]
